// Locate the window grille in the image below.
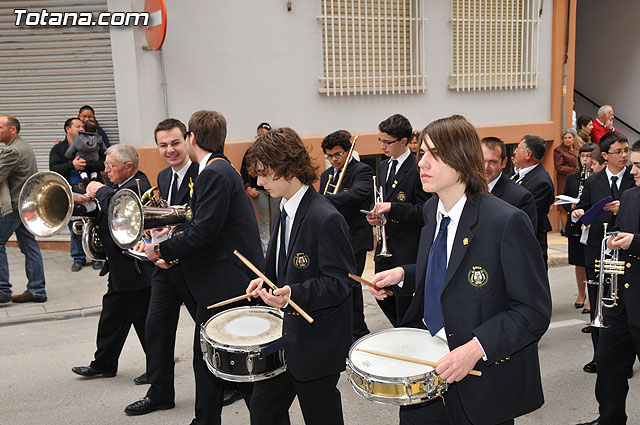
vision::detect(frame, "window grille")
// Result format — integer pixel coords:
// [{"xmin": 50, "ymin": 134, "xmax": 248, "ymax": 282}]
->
[
  {"xmin": 450, "ymin": 0, "xmax": 541, "ymax": 91},
  {"xmin": 319, "ymin": 0, "xmax": 427, "ymax": 96}
]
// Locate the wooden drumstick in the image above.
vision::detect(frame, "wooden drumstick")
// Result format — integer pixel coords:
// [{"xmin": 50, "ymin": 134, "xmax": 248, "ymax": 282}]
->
[
  {"xmin": 348, "ymin": 273, "xmax": 393, "ymax": 296},
  {"xmin": 356, "ymin": 348, "xmax": 482, "ymax": 377},
  {"xmin": 207, "ymin": 293, "xmax": 251, "ymax": 309},
  {"xmin": 234, "ymin": 250, "xmax": 314, "ymax": 324}
]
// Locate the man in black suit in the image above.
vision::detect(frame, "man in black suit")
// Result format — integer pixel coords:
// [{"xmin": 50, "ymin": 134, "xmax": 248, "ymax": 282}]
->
[
  {"xmin": 124, "ymin": 119, "xmax": 199, "ymax": 415},
  {"xmin": 578, "ymin": 140, "xmax": 640, "ymax": 425},
  {"xmin": 370, "ymin": 115, "xmax": 551, "ymax": 425},
  {"xmin": 367, "ymin": 114, "xmax": 430, "ymax": 327},
  {"xmin": 481, "ymin": 137, "xmax": 537, "ymax": 229},
  {"xmin": 144, "ymin": 111, "xmax": 263, "ymax": 425},
  {"xmin": 72, "ymin": 144, "xmax": 153, "ymax": 380},
  {"xmin": 319, "ymin": 130, "xmax": 373, "ymax": 339},
  {"xmin": 244, "ymin": 127, "xmax": 356, "ymax": 425},
  {"xmin": 511, "ymin": 135, "xmax": 555, "ymax": 267},
  {"xmin": 572, "ymin": 132, "xmax": 634, "ymax": 376}
]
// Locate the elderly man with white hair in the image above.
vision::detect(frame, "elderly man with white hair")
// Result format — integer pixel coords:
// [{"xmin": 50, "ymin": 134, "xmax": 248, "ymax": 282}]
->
[{"xmin": 592, "ymin": 104, "xmax": 620, "ymax": 144}]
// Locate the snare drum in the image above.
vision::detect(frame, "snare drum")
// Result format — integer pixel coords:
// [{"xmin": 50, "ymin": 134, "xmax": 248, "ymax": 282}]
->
[
  {"xmin": 200, "ymin": 306, "xmax": 286, "ymax": 382},
  {"xmin": 346, "ymin": 327, "xmax": 449, "ymax": 405}
]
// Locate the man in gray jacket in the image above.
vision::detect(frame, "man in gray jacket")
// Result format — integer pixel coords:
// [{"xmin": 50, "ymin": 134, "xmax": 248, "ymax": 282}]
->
[{"xmin": 0, "ymin": 115, "xmax": 47, "ymax": 303}]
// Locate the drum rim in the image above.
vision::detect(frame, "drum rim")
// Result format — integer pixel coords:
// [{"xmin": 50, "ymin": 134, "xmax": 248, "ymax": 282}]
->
[{"xmin": 201, "ymin": 305, "xmax": 284, "ymax": 351}]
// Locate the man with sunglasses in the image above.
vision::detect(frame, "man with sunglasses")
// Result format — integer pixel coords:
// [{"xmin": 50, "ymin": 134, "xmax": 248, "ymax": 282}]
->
[
  {"xmin": 320, "ymin": 130, "xmax": 374, "ymax": 339},
  {"xmin": 367, "ymin": 114, "xmax": 430, "ymax": 327}
]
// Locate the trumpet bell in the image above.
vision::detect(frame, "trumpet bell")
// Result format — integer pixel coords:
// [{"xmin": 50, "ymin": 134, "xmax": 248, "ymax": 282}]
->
[
  {"xmin": 19, "ymin": 171, "xmax": 73, "ymax": 237},
  {"xmin": 109, "ymin": 189, "xmax": 145, "ymax": 250}
]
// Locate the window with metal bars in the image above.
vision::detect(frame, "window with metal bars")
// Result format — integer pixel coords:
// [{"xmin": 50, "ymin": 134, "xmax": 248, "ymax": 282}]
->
[
  {"xmin": 319, "ymin": 0, "xmax": 427, "ymax": 96},
  {"xmin": 450, "ymin": 0, "xmax": 542, "ymax": 91}
]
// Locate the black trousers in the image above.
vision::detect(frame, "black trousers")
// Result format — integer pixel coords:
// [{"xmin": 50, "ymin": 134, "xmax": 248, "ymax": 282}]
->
[
  {"xmin": 595, "ymin": 297, "xmax": 640, "ymax": 425},
  {"xmin": 90, "ymin": 286, "xmax": 151, "ymax": 373},
  {"xmin": 374, "ymin": 258, "xmax": 412, "ymax": 327},
  {"xmin": 191, "ymin": 305, "xmax": 252, "ymax": 425},
  {"xmin": 352, "ymin": 250, "xmax": 370, "ymax": 339},
  {"xmin": 399, "ymin": 384, "xmax": 514, "ymax": 425},
  {"xmin": 586, "ymin": 245, "xmax": 600, "ymax": 357},
  {"xmin": 145, "ymin": 267, "xmax": 198, "ymax": 402},
  {"xmin": 250, "ymin": 371, "xmax": 343, "ymax": 425}
]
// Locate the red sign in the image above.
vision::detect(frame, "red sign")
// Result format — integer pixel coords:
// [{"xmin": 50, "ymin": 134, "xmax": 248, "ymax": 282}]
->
[{"xmin": 144, "ymin": 0, "xmax": 167, "ymax": 50}]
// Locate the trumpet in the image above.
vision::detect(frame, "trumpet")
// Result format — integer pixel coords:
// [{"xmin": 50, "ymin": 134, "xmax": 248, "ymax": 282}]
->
[
  {"xmin": 18, "ymin": 171, "xmax": 104, "ymax": 261},
  {"xmin": 589, "ymin": 223, "xmax": 625, "ymax": 328},
  {"xmin": 108, "ymin": 187, "xmax": 191, "ymax": 249},
  {"xmin": 323, "ymin": 136, "xmax": 358, "ymax": 195},
  {"xmin": 372, "ymin": 176, "xmax": 392, "ymax": 258}
]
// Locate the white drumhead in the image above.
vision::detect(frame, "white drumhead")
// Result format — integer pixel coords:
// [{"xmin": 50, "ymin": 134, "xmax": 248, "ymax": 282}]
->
[
  {"xmin": 205, "ymin": 307, "xmax": 283, "ymax": 347},
  {"xmin": 350, "ymin": 328, "xmax": 449, "ymax": 378}
]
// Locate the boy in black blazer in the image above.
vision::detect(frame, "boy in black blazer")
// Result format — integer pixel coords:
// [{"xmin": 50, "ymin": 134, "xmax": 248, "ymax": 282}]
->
[
  {"xmin": 244, "ymin": 127, "xmax": 356, "ymax": 425},
  {"xmin": 369, "ymin": 115, "xmax": 551, "ymax": 425},
  {"xmin": 319, "ymin": 130, "xmax": 373, "ymax": 339}
]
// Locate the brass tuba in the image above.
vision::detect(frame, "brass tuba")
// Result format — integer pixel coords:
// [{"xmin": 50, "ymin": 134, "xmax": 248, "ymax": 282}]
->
[
  {"xmin": 108, "ymin": 187, "xmax": 191, "ymax": 250},
  {"xmin": 18, "ymin": 171, "xmax": 105, "ymax": 260}
]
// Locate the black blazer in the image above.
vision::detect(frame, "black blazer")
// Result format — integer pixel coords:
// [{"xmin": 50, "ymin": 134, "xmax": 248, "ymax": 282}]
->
[
  {"xmin": 399, "ymin": 194, "xmax": 551, "ymax": 425},
  {"xmin": 518, "ymin": 163, "xmax": 554, "ymax": 253},
  {"xmin": 574, "ymin": 166, "xmax": 634, "ymax": 247},
  {"xmin": 319, "ymin": 159, "xmax": 374, "ymax": 253},
  {"xmin": 264, "ymin": 186, "xmax": 356, "ymax": 382},
  {"xmin": 49, "ymin": 138, "xmax": 105, "ymax": 181},
  {"xmin": 613, "ymin": 187, "xmax": 640, "ymax": 326},
  {"xmin": 94, "ymin": 171, "xmax": 153, "ymax": 292},
  {"xmin": 376, "ymin": 154, "xmax": 431, "ymax": 269},
  {"xmin": 491, "ymin": 173, "xmax": 537, "ymax": 230},
  {"xmin": 160, "ymin": 155, "xmax": 263, "ymax": 307},
  {"xmin": 157, "ymin": 162, "xmax": 199, "ymax": 205}
]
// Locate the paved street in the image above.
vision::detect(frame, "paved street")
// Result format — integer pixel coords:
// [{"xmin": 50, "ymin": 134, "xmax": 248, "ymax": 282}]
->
[{"xmin": 1, "ymin": 235, "xmax": 639, "ymax": 424}]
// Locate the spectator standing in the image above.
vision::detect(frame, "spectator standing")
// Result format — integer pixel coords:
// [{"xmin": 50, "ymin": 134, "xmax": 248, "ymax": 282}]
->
[
  {"xmin": 577, "ymin": 115, "xmax": 594, "ymax": 145},
  {"xmin": 0, "ymin": 115, "xmax": 47, "ymax": 303},
  {"xmin": 78, "ymin": 105, "xmax": 111, "ymax": 148},
  {"xmin": 554, "ymin": 128, "xmax": 580, "ymax": 231},
  {"xmin": 65, "ymin": 119, "xmax": 105, "ymax": 184},
  {"xmin": 591, "ymin": 105, "xmax": 620, "ymax": 144},
  {"xmin": 49, "ymin": 117, "xmax": 105, "ymax": 271}
]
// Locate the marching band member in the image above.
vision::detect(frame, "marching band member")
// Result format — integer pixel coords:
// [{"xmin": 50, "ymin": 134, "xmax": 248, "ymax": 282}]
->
[
  {"xmin": 578, "ymin": 140, "xmax": 640, "ymax": 425},
  {"xmin": 320, "ymin": 130, "xmax": 374, "ymax": 339},
  {"xmin": 143, "ymin": 111, "xmax": 263, "ymax": 425},
  {"xmin": 367, "ymin": 114, "xmax": 430, "ymax": 327},
  {"xmin": 244, "ymin": 127, "xmax": 356, "ymax": 425},
  {"xmin": 124, "ymin": 119, "xmax": 199, "ymax": 415},
  {"xmin": 369, "ymin": 115, "xmax": 551, "ymax": 425}
]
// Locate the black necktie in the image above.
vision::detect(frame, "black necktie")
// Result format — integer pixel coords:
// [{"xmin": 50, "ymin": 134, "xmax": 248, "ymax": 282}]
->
[
  {"xmin": 169, "ymin": 173, "xmax": 179, "ymax": 205},
  {"xmin": 611, "ymin": 175, "xmax": 619, "ymax": 200},
  {"xmin": 424, "ymin": 215, "xmax": 451, "ymax": 336},
  {"xmin": 277, "ymin": 209, "xmax": 288, "ymax": 284},
  {"xmin": 333, "ymin": 169, "xmax": 341, "ymax": 184},
  {"xmin": 386, "ymin": 159, "xmax": 398, "ymax": 193}
]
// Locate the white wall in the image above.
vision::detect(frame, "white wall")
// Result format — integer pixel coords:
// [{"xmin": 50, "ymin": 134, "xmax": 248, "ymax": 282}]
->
[
  {"xmin": 575, "ymin": 0, "xmax": 640, "ymax": 140},
  {"xmin": 110, "ymin": 0, "xmax": 554, "ymax": 145}
]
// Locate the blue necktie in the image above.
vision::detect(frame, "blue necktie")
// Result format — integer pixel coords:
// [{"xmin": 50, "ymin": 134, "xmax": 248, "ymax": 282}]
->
[
  {"xmin": 610, "ymin": 175, "xmax": 619, "ymax": 200},
  {"xmin": 424, "ymin": 216, "xmax": 451, "ymax": 336},
  {"xmin": 386, "ymin": 159, "xmax": 398, "ymax": 194},
  {"xmin": 277, "ymin": 209, "xmax": 288, "ymax": 284},
  {"xmin": 169, "ymin": 173, "xmax": 178, "ymax": 205}
]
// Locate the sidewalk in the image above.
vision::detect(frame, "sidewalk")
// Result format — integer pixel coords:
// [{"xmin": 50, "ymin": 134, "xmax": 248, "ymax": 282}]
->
[{"xmin": 0, "ymin": 232, "xmax": 570, "ymax": 327}]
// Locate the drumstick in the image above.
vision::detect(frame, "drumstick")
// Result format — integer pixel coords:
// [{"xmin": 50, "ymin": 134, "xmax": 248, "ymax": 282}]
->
[
  {"xmin": 234, "ymin": 250, "xmax": 314, "ymax": 324},
  {"xmin": 207, "ymin": 293, "xmax": 251, "ymax": 309},
  {"xmin": 348, "ymin": 273, "xmax": 393, "ymax": 296},
  {"xmin": 356, "ymin": 348, "xmax": 482, "ymax": 377}
]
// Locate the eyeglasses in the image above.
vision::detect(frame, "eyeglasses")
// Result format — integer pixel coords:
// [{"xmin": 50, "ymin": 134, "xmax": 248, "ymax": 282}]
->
[
  {"xmin": 378, "ymin": 137, "xmax": 400, "ymax": 146},
  {"xmin": 608, "ymin": 148, "xmax": 629, "ymax": 156},
  {"xmin": 579, "ymin": 153, "xmax": 592, "ymax": 159},
  {"xmin": 325, "ymin": 151, "xmax": 346, "ymax": 160},
  {"xmin": 104, "ymin": 162, "xmax": 120, "ymax": 169}
]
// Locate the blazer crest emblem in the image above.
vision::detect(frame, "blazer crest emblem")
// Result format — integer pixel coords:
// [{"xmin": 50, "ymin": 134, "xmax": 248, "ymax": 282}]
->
[{"xmin": 468, "ymin": 266, "xmax": 488, "ymax": 288}]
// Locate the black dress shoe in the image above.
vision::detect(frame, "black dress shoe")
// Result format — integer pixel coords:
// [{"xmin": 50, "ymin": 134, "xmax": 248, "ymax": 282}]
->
[
  {"xmin": 581, "ymin": 326, "xmax": 592, "ymax": 334},
  {"xmin": 72, "ymin": 365, "xmax": 116, "ymax": 378},
  {"xmin": 134, "ymin": 372, "xmax": 149, "ymax": 385},
  {"xmin": 222, "ymin": 389, "xmax": 243, "ymax": 406},
  {"xmin": 583, "ymin": 361, "xmax": 597, "ymax": 373},
  {"xmin": 92, "ymin": 260, "xmax": 103, "ymax": 270},
  {"xmin": 582, "ymin": 308, "xmax": 591, "ymax": 314},
  {"xmin": 125, "ymin": 397, "xmax": 175, "ymax": 416},
  {"xmin": 71, "ymin": 261, "xmax": 85, "ymax": 272}
]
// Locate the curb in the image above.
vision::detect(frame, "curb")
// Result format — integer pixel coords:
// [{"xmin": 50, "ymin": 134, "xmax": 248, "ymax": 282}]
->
[{"xmin": 0, "ymin": 306, "xmax": 102, "ymax": 327}]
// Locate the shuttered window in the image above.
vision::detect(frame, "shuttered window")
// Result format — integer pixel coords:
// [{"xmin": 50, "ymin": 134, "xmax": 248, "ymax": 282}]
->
[
  {"xmin": 319, "ymin": 0, "xmax": 427, "ymax": 96},
  {"xmin": 450, "ymin": 0, "xmax": 541, "ymax": 91},
  {"xmin": 0, "ymin": 0, "xmax": 119, "ymax": 172}
]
